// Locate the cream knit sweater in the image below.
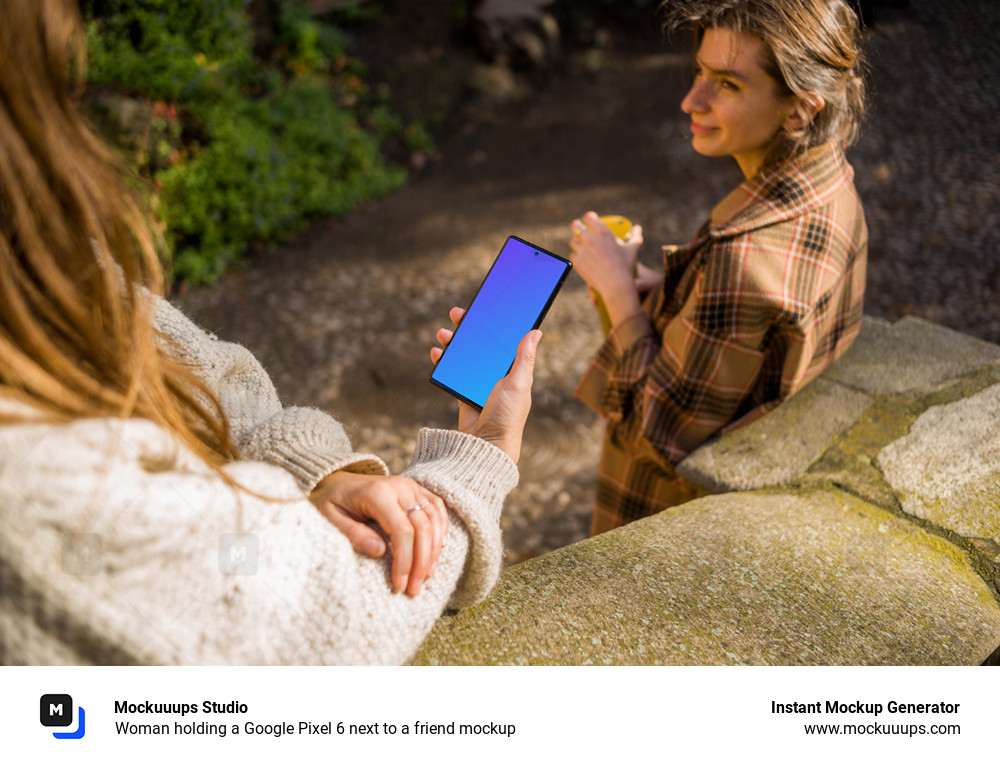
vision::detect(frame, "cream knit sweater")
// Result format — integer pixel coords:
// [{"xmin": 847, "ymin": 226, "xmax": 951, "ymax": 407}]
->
[{"xmin": 0, "ymin": 298, "xmax": 517, "ymax": 664}]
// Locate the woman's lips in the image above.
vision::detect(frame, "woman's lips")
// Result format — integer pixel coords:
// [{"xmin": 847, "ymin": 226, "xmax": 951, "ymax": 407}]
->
[{"xmin": 690, "ymin": 121, "xmax": 716, "ymax": 135}]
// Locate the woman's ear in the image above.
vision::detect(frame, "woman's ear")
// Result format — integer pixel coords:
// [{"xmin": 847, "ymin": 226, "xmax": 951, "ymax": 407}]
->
[{"xmin": 783, "ymin": 92, "xmax": 826, "ymax": 131}]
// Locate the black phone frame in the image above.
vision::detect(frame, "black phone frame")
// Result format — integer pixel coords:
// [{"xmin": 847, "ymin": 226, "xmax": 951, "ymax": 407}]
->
[{"xmin": 429, "ymin": 235, "xmax": 572, "ymax": 410}]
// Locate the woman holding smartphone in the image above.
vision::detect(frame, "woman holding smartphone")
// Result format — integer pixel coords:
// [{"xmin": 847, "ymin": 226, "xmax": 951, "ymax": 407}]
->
[
  {"xmin": 0, "ymin": 0, "xmax": 538, "ymax": 664},
  {"xmin": 569, "ymin": 0, "xmax": 869, "ymax": 534}
]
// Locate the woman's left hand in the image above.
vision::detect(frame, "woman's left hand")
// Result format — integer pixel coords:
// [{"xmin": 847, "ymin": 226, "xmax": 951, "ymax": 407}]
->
[
  {"xmin": 430, "ymin": 307, "xmax": 539, "ymax": 463},
  {"xmin": 634, "ymin": 261, "xmax": 662, "ymax": 295},
  {"xmin": 310, "ymin": 471, "xmax": 448, "ymax": 597},
  {"xmin": 569, "ymin": 211, "xmax": 643, "ymax": 327}
]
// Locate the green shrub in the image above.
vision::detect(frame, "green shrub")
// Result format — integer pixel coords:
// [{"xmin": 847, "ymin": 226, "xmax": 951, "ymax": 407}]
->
[
  {"xmin": 83, "ymin": 0, "xmax": 410, "ymax": 285},
  {"xmin": 157, "ymin": 78, "xmax": 405, "ymax": 284},
  {"xmin": 84, "ymin": 0, "xmax": 251, "ymax": 102}
]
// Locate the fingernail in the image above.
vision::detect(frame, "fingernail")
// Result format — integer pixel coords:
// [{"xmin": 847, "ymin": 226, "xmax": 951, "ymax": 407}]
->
[
  {"xmin": 429, "ymin": 563, "xmax": 436, "ymax": 577},
  {"xmin": 364, "ymin": 539, "xmax": 382, "ymax": 557}
]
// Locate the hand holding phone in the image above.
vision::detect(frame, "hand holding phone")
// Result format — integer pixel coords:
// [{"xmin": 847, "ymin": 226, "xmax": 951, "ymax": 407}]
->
[
  {"xmin": 431, "ymin": 308, "xmax": 541, "ymax": 463},
  {"xmin": 430, "ymin": 236, "xmax": 571, "ymax": 410}
]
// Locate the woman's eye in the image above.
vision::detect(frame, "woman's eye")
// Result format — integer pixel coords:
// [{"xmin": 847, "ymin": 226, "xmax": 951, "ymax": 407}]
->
[{"xmin": 720, "ymin": 79, "xmax": 738, "ymax": 91}]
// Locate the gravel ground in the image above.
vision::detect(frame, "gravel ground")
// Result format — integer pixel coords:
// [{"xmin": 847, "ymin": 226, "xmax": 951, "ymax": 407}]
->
[{"xmin": 177, "ymin": 0, "xmax": 1000, "ymax": 564}]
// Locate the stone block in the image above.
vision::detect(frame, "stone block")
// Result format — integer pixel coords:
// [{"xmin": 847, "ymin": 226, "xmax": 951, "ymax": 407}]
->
[
  {"xmin": 677, "ymin": 379, "xmax": 872, "ymax": 492},
  {"xmin": 824, "ymin": 316, "xmax": 1000, "ymax": 397},
  {"xmin": 877, "ymin": 382, "xmax": 1000, "ymax": 551},
  {"xmin": 413, "ymin": 490, "xmax": 1000, "ymax": 665}
]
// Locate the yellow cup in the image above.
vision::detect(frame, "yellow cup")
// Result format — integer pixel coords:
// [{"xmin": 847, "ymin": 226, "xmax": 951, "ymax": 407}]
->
[{"xmin": 599, "ymin": 215, "xmax": 633, "ymax": 241}]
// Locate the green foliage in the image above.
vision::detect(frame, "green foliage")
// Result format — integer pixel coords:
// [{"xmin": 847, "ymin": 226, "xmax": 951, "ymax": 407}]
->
[
  {"xmin": 157, "ymin": 77, "xmax": 405, "ymax": 284},
  {"xmin": 83, "ymin": 0, "xmax": 410, "ymax": 285},
  {"xmin": 272, "ymin": 0, "xmax": 352, "ymax": 75},
  {"xmin": 84, "ymin": 0, "xmax": 251, "ymax": 102}
]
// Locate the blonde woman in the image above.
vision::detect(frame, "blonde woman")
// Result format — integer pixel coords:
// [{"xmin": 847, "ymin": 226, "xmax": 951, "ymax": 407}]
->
[
  {"xmin": 570, "ymin": 0, "xmax": 869, "ymax": 534},
  {"xmin": 0, "ymin": 0, "xmax": 538, "ymax": 664}
]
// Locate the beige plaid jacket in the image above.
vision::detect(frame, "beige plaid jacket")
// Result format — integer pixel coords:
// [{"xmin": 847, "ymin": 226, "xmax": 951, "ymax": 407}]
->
[{"xmin": 577, "ymin": 143, "xmax": 868, "ymax": 530}]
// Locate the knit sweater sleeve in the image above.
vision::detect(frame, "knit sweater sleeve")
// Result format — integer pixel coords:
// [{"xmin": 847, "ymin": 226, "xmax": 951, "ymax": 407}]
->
[
  {"xmin": 153, "ymin": 298, "xmax": 387, "ymax": 491},
  {"xmin": 0, "ymin": 414, "xmax": 516, "ymax": 665}
]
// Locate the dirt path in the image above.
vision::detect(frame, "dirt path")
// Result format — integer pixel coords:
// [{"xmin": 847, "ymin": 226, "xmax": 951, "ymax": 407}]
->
[{"xmin": 176, "ymin": 0, "xmax": 1000, "ymax": 563}]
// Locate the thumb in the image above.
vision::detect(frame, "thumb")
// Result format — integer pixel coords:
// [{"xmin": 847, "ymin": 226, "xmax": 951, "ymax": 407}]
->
[
  {"xmin": 630, "ymin": 224, "xmax": 644, "ymax": 247},
  {"xmin": 507, "ymin": 329, "xmax": 541, "ymax": 388}
]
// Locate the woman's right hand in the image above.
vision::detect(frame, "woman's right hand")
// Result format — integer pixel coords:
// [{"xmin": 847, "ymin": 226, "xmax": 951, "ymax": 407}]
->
[
  {"xmin": 430, "ymin": 306, "xmax": 540, "ymax": 463},
  {"xmin": 569, "ymin": 211, "xmax": 643, "ymax": 328},
  {"xmin": 311, "ymin": 471, "xmax": 447, "ymax": 597}
]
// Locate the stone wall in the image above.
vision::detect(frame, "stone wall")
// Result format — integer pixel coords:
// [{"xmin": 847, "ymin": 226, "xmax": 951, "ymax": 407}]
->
[{"xmin": 413, "ymin": 316, "xmax": 1000, "ymax": 665}]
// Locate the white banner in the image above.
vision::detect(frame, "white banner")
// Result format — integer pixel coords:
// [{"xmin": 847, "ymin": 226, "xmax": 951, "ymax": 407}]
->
[{"xmin": 3, "ymin": 665, "xmax": 990, "ymax": 764}]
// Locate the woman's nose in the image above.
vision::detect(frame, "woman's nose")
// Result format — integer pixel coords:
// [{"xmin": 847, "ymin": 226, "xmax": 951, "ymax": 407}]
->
[{"xmin": 681, "ymin": 80, "xmax": 708, "ymax": 114}]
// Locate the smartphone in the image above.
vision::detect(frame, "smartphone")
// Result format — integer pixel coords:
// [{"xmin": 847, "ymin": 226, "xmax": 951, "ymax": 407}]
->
[{"xmin": 430, "ymin": 235, "xmax": 572, "ymax": 410}]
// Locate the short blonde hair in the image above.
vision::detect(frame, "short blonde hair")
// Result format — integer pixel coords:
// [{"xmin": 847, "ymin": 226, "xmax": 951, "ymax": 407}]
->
[{"xmin": 663, "ymin": 0, "xmax": 867, "ymax": 169}]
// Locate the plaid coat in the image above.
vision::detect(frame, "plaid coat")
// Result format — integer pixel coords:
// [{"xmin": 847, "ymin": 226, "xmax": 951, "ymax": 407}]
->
[{"xmin": 577, "ymin": 143, "xmax": 868, "ymax": 533}]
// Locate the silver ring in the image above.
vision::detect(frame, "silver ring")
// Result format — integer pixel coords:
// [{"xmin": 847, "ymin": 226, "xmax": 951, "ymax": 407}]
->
[{"xmin": 404, "ymin": 499, "xmax": 432, "ymax": 515}]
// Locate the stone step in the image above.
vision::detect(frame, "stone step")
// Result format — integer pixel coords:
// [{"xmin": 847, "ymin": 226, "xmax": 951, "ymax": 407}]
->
[
  {"xmin": 877, "ymin": 383, "xmax": 1000, "ymax": 563},
  {"xmin": 677, "ymin": 316, "xmax": 1000, "ymax": 566},
  {"xmin": 413, "ymin": 489, "xmax": 1000, "ymax": 665}
]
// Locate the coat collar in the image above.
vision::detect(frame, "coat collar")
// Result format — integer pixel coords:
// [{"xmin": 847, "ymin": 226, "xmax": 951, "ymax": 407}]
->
[{"xmin": 706, "ymin": 142, "xmax": 853, "ymax": 238}]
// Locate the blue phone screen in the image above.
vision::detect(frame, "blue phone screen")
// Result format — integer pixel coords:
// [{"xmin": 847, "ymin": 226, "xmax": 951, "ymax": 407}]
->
[{"xmin": 431, "ymin": 237, "xmax": 570, "ymax": 409}]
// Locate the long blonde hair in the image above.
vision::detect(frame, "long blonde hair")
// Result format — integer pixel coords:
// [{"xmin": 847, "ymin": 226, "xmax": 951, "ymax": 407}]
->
[{"xmin": 0, "ymin": 0, "xmax": 238, "ymax": 469}]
